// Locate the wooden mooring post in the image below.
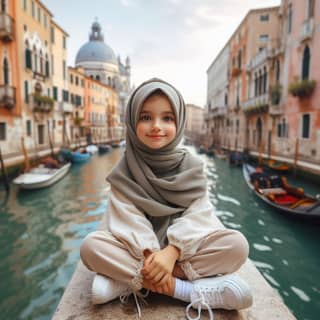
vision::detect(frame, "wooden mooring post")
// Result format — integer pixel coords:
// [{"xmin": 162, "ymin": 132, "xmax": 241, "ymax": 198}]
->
[{"xmin": 0, "ymin": 147, "xmax": 10, "ymax": 193}]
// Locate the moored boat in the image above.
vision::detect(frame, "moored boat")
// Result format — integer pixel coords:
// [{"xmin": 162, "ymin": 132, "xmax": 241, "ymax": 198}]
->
[
  {"xmin": 86, "ymin": 144, "xmax": 98, "ymax": 154},
  {"xmin": 70, "ymin": 151, "xmax": 91, "ymax": 163},
  {"xmin": 98, "ymin": 144, "xmax": 112, "ymax": 154},
  {"xmin": 265, "ymin": 159, "xmax": 290, "ymax": 172},
  {"xmin": 243, "ymin": 163, "xmax": 320, "ymax": 221},
  {"xmin": 13, "ymin": 162, "xmax": 71, "ymax": 190}
]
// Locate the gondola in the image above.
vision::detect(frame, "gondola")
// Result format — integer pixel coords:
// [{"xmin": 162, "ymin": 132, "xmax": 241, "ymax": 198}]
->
[
  {"xmin": 265, "ymin": 159, "xmax": 290, "ymax": 172},
  {"xmin": 243, "ymin": 163, "xmax": 320, "ymax": 221}
]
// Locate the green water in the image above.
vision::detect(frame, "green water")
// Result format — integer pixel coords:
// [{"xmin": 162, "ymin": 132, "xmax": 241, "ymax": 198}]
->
[{"xmin": 0, "ymin": 148, "xmax": 319, "ymax": 319}]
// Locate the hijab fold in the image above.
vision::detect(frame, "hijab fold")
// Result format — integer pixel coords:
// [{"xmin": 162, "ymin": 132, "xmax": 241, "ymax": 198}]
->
[{"xmin": 107, "ymin": 78, "xmax": 206, "ymax": 244}]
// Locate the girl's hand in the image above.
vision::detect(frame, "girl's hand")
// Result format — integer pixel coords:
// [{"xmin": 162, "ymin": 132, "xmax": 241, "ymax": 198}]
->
[{"xmin": 142, "ymin": 245, "xmax": 180, "ymax": 286}]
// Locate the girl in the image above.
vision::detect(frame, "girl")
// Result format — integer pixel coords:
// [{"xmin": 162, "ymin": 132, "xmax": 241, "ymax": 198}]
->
[{"xmin": 80, "ymin": 78, "xmax": 252, "ymax": 319}]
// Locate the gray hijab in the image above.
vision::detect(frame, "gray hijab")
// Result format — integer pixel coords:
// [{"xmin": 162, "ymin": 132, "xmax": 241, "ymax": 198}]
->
[{"xmin": 107, "ymin": 78, "xmax": 206, "ymax": 245}]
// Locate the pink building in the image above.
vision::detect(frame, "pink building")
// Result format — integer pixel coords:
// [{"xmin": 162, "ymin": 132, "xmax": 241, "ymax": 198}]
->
[{"xmin": 276, "ymin": 0, "xmax": 320, "ymax": 162}]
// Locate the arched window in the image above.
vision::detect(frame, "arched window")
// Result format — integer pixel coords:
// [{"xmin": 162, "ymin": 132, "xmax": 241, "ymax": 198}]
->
[
  {"xmin": 256, "ymin": 117, "xmax": 262, "ymax": 147},
  {"xmin": 302, "ymin": 46, "xmax": 310, "ymax": 80},
  {"xmin": 258, "ymin": 70, "xmax": 263, "ymax": 95},
  {"xmin": 3, "ymin": 57, "xmax": 9, "ymax": 85},
  {"xmin": 45, "ymin": 54, "xmax": 49, "ymax": 77},
  {"xmin": 254, "ymin": 73, "xmax": 258, "ymax": 97},
  {"xmin": 25, "ymin": 40, "xmax": 32, "ymax": 69},
  {"xmin": 40, "ymin": 50, "xmax": 44, "ymax": 74},
  {"xmin": 1, "ymin": 0, "xmax": 6, "ymax": 12},
  {"xmin": 308, "ymin": 0, "xmax": 315, "ymax": 18},
  {"xmin": 263, "ymin": 66, "xmax": 267, "ymax": 94},
  {"xmin": 276, "ymin": 59, "xmax": 280, "ymax": 82},
  {"xmin": 33, "ymin": 46, "xmax": 37, "ymax": 72}
]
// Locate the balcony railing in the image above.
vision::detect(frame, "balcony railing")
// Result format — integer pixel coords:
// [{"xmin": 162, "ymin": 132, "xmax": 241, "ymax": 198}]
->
[
  {"xmin": 0, "ymin": 13, "xmax": 14, "ymax": 42},
  {"xmin": 300, "ymin": 19, "xmax": 314, "ymax": 42},
  {"xmin": 0, "ymin": 85, "xmax": 16, "ymax": 109},
  {"xmin": 29, "ymin": 94, "xmax": 54, "ymax": 113},
  {"xmin": 60, "ymin": 101, "xmax": 73, "ymax": 113},
  {"xmin": 241, "ymin": 93, "xmax": 269, "ymax": 111}
]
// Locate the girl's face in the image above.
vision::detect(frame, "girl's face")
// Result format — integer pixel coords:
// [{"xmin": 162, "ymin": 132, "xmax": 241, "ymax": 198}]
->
[{"xmin": 136, "ymin": 94, "xmax": 177, "ymax": 149}]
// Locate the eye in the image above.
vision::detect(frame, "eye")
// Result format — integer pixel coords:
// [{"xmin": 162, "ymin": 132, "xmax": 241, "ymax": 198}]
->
[
  {"xmin": 139, "ymin": 115, "xmax": 151, "ymax": 121},
  {"xmin": 163, "ymin": 115, "xmax": 175, "ymax": 122}
]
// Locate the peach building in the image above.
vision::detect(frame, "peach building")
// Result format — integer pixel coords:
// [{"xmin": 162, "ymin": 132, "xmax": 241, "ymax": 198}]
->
[
  {"xmin": 274, "ymin": 0, "xmax": 320, "ymax": 162},
  {"xmin": 0, "ymin": 0, "xmax": 21, "ymax": 154},
  {"xmin": 185, "ymin": 104, "xmax": 204, "ymax": 144},
  {"xmin": 84, "ymin": 76, "xmax": 119, "ymax": 143},
  {"xmin": 228, "ymin": 7, "xmax": 280, "ymax": 152}
]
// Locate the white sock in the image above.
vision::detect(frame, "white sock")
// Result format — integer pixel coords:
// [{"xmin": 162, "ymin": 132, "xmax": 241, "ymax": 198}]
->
[{"xmin": 173, "ymin": 278, "xmax": 193, "ymax": 302}]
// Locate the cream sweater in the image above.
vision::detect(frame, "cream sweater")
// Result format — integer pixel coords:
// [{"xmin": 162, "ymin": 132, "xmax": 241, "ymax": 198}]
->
[{"xmin": 105, "ymin": 186, "xmax": 225, "ymax": 261}]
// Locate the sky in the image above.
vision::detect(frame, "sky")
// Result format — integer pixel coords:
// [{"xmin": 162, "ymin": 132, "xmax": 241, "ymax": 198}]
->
[{"xmin": 42, "ymin": 0, "xmax": 280, "ymax": 106}]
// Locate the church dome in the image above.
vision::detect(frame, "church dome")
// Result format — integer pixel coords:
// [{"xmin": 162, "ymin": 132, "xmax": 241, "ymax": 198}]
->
[{"xmin": 75, "ymin": 21, "xmax": 117, "ymax": 65}]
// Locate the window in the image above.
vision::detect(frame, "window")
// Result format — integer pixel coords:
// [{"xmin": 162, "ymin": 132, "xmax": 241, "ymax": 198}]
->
[
  {"xmin": 81, "ymin": 79, "xmax": 84, "ymax": 87},
  {"xmin": 276, "ymin": 59, "xmax": 280, "ymax": 82},
  {"xmin": 50, "ymin": 26, "xmax": 55, "ymax": 43},
  {"xmin": 302, "ymin": 114, "xmax": 310, "ymax": 139},
  {"xmin": 44, "ymin": 14, "xmax": 47, "ymax": 28},
  {"xmin": 3, "ymin": 57, "xmax": 9, "ymax": 85},
  {"xmin": 62, "ymin": 90, "xmax": 69, "ymax": 102},
  {"xmin": 237, "ymin": 50, "xmax": 242, "ymax": 69},
  {"xmin": 25, "ymin": 42, "xmax": 32, "ymax": 69},
  {"xmin": 39, "ymin": 51, "xmax": 44, "ymax": 75},
  {"xmin": 51, "ymin": 54, "xmax": 54, "ymax": 75},
  {"xmin": 70, "ymin": 93, "xmax": 74, "ymax": 104},
  {"xmin": 23, "ymin": 0, "xmax": 27, "ymax": 11},
  {"xmin": 33, "ymin": 46, "xmax": 37, "ymax": 72},
  {"xmin": 63, "ymin": 60, "xmax": 66, "ymax": 80},
  {"xmin": 302, "ymin": 46, "xmax": 310, "ymax": 80},
  {"xmin": 53, "ymin": 119, "xmax": 56, "ymax": 129},
  {"xmin": 75, "ymin": 76, "xmax": 79, "ymax": 86},
  {"xmin": 38, "ymin": 124, "xmax": 44, "ymax": 144},
  {"xmin": 31, "ymin": 1, "xmax": 35, "ymax": 18},
  {"xmin": 70, "ymin": 74, "xmax": 73, "ymax": 84},
  {"xmin": 63, "ymin": 36, "xmax": 66, "ymax": 49},
  {"xmin": 307, "ymin": 0, "xmax": 315, "ymax": 19},
  {"xmin": 37, "ymin": 7, "xmax": 41, "ymax": 23},
  {"xmin": 288, "ymin": 4, "xmax": 292, "ymax": 34},
  {"xmin": 259, "ymin": 34, "xmax": 269, "ymax": 43},
  {"xmin": 53, "ymin": 86, "xmax": 58, "ymax": 101},
  {"xmin": 260, "ymin": 14, "xmax": 269, "ymax": 22},
  {"xmin": 26, "ymin": 120, "xmax": 32, "ymax": 136},
  {"xmin": 45, "ymin": 55, "xmax": 49, "ymax": 77},
  {"xmin": 24, "ymin": 80, "xmax": 29, "ymax": 103},
  {"xmin": 0, "ymin": 123, "xmax": 6, "ymax": 140}
]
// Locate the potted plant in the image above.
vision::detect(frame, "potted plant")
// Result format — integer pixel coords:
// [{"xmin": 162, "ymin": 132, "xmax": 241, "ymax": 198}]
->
[
  {"xmin": 288, "ymin": 79, "xmax": 316, "ymax": 99},
  {"xmin": 270, "ymin": 83, "xmax": 282, "ymax": 105}
]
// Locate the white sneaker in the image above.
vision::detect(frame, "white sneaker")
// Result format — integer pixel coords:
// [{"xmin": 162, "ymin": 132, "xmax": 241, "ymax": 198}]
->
[
  {"xmin": 187, "ymin": 274, "xmax": 252, "ymax": 314},
  {"xmin": 91, "ymin": 274, "xmax": 130, "ymax": 305}
]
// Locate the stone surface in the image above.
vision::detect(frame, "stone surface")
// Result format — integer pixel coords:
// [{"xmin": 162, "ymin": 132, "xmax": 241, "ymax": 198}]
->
[{"xmin": 52, "ymin": 259, "xmax": 296, "ymax": 320}]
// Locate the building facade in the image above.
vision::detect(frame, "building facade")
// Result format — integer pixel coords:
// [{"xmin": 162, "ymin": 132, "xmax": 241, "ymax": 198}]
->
[{"xmin": 206, "ymin": 1, "xmax": 320, "ymax": 166}]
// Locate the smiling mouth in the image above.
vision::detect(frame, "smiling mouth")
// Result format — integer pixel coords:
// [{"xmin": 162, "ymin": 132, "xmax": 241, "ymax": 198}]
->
[{"xmin": 147, "ymin": 135, "xmax": 165, "ymax": 138}]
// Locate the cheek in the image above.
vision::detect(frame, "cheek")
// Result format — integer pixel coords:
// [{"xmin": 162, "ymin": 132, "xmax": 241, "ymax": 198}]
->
[
  {"xmin": 167, "ymin": 125, "xmax": 177, "ymax": 139},
  {"xmin": 136, "ymin": 123, "xmax": 145, "ymax": 140}
]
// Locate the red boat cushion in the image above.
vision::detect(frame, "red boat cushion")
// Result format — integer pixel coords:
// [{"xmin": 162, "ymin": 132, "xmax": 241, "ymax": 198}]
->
[{"xmin": 274, "ymin": 194, "xmax": 299, "ymax": 205}]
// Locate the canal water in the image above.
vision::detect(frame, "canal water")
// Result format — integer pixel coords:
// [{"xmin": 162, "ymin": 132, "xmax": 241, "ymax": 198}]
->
[{"xmin": 0, "ymin": 147, "xmax": 319, "ymax": 320}]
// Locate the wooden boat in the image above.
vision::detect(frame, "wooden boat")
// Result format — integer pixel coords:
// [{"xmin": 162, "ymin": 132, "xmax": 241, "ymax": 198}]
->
[
  {"xmin": 229, "ymin": 151, "xmax": 244, "ymax": 166},
  {"xmin": 243, "ymin": 164, "xmax": 320, "ymax": 221},
  {"xmin": 98, "ymin": 144, "xmax": 112, "ymax": 154},
  {"xmin": 70, "ymin": 151, "xmax": 91, "ymax": 163},
  {"xmin": 265, "ymin": 159, "xmax": 290, "ymax": 172},
  {"xmin": 13, "ymin": 162, "xmax": 71, "ymax": 190}
]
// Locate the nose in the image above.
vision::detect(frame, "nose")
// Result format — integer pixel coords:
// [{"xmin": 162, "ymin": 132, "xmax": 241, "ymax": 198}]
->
[{"xmin": 151, "ymin": 118, "xmax": 161, "ymax": 131}]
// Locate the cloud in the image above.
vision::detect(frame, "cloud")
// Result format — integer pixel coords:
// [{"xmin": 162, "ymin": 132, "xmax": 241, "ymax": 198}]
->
[{"xmin": 119, "ymin": 0, "xmax": 134, "ymax": 7}]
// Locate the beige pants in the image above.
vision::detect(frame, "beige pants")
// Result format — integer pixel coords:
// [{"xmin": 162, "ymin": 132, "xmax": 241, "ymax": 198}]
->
[{"xmin": 80, "ymin": 229, "xmax": 249, "ymax": 291}]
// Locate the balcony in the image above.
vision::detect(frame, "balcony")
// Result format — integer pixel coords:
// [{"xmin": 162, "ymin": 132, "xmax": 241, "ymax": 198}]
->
[
  {"xmin": 60, "ymin": 101, "xmax": 73, "ymax": 113},
  {"xmin": 29, "ymin": 93, "xmax": 54, "ymax": 113},
  {"xmin": 269, "ymin": 104, "xmax": 283, "ymax": 116},
  {"xmin": 242, "ymin": 93, "xmax": 269, "ymax": 114},
  {"xmin": 0, "ymin": 85, "xmax": 16, "ymax": 109},
  {"xmin": 212, "ymin": 106, "xmax": 227, "ymax": 118},
  {"xmin": 0, "ymin": 13, "xmax": 14, "ymax": 42},
  {"xmin": 300, "ymin": 19, "xmax": 314, "ymax": 42}
]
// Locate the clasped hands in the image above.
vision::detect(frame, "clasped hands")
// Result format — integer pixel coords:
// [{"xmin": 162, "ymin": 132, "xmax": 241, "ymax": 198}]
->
[{"xmin": 141, "ymin": 245, "xmax": 180, "ymax": 296}]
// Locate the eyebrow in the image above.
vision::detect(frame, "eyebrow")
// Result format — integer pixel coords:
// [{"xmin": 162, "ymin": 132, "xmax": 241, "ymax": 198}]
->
[{"xmin": 140, "ymin": 110, "xmax": 175, "ymax": 115}]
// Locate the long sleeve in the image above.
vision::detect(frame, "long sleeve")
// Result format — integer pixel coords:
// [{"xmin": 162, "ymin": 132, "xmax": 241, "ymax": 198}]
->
[
  {"xmin": 105, "ymin": 186, "xmax": 161, "ymax": 260},
  {"xmin": 167, "ymin": 193, "xmax": 225, "ymax": 261}
]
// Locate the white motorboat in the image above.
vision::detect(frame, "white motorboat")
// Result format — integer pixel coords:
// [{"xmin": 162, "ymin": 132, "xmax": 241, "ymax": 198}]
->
[
  {"xmin": 86, "ymin": 144, "xmax": 98, "ymax": 154},
  {"xmin": 13, "ymin": 162, "xmax": 71, "ymax": 190}
]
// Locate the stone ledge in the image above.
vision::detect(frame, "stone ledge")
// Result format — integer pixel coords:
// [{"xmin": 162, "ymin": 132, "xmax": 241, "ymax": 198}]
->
[{"xmin": 52, "ymin": 259, "xmax": 296, "ymax": 320}]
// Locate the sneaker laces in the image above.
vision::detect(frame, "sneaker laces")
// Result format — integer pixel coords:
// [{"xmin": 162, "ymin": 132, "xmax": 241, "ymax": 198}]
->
[
  {"xmin": 119, "ymin": 290, "xmax": 149, "ymax": 319},
  {"xmin": 186, "ymin": 293, "xmax": 214, "ymax": 320}
]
